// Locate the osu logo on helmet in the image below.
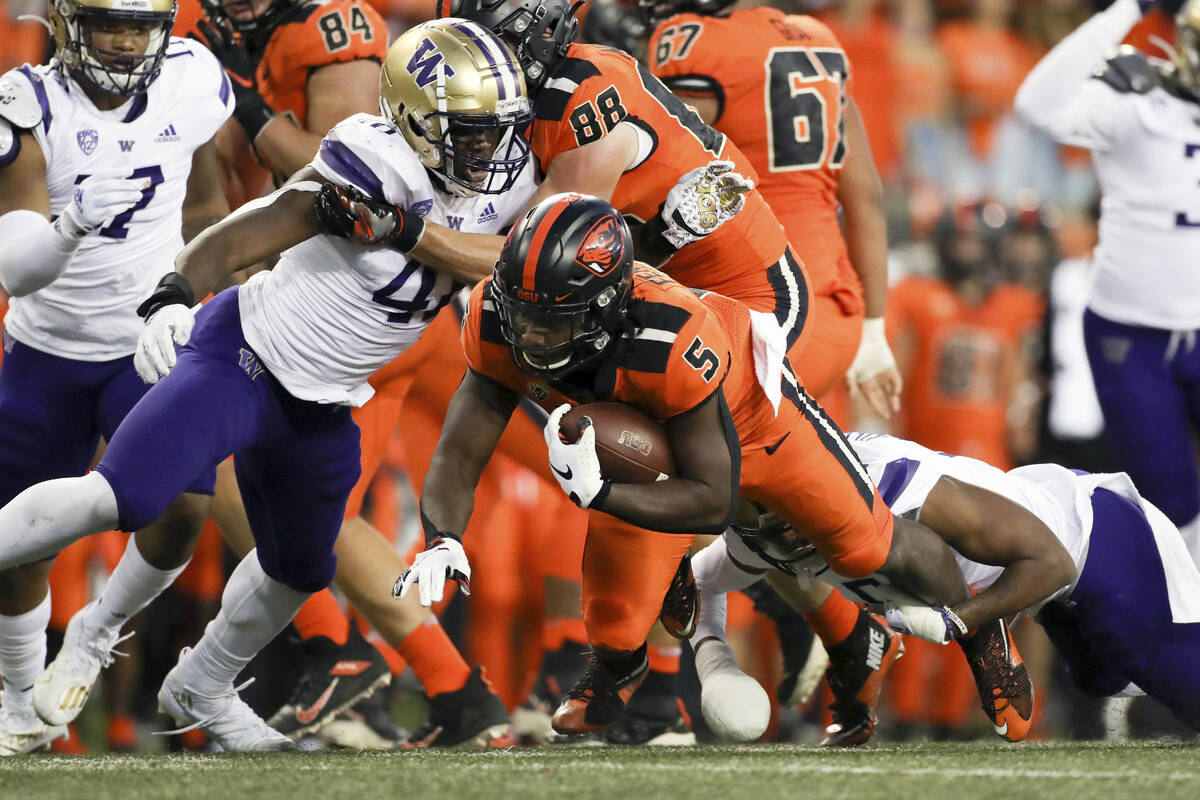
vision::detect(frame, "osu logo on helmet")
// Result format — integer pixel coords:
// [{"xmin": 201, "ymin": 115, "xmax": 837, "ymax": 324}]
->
[{"xmin": 574, "ymin": 214, "xmax": 624, "ymax": 277}]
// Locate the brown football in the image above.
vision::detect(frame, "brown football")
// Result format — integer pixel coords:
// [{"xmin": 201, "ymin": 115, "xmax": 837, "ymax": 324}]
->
[{"xmin": 560, "ymin": 403, "xmax": 675, "ymax": 484}]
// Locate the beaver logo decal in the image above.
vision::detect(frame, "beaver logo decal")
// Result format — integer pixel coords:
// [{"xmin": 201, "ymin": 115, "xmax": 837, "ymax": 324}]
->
[{"xmin": 574, "ymin": 215, "xmax": 623, "ymax": 278}]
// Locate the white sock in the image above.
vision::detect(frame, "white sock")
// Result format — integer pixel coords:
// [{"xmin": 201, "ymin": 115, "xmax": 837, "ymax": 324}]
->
[
  {"xmin": 0, "ymin": 594, "xmax": 51, "ymax": 713},
  {"xmin": 83, "ymin": 534, "xmax": 189, "ymax": 635},
  {"xmin": 693, "ymin": 535, "xmax": 761, "ymax": 595},
  {"xmin": 693, "ymin": 590, "xmax": 728, "ymax": 648},
  {"xmin": 0, "ymin": 472, "xmax": 119, "ymax": 571},
  {"xmin": 175, "ymin": 550, "xmax": 309, "ymax": 697}
]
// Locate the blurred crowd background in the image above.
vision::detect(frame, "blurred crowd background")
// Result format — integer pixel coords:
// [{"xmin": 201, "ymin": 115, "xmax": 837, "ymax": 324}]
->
[{"xmin": 0, "ymin": 0, "xmax": 1192, "ymax": 752}]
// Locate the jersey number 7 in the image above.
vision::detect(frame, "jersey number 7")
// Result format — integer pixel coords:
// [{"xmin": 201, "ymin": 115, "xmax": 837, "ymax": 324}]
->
[
  {"xmin": 765, "ymin": 47, "xmax": 847, "ymax": 172},
  {"xmin": 73, "ymin": 165, "xmax": 164, "ymax": 240}
]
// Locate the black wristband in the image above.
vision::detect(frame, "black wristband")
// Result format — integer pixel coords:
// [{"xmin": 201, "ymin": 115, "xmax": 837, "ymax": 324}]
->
[
  {"xmin": 419, "ymin": 506, "xmax": 462, "ymax": 548},
  {"xmin": 389, "ymin": 209, "xmax": 426, "ymax": 253},
  {"xmin": 232, "ymin": 89, "xmax": 275, "ymax": 141},
  {"xmin": 137, "ymin": 272, "xmax": 195, "ymax": 320},
  {"xmin": 589, "ymin": 480, "xmax": 612, "ymax": 511},
  {"xmin": 632, "ymin": 208, "xmax": 678, "ymax": 264}
]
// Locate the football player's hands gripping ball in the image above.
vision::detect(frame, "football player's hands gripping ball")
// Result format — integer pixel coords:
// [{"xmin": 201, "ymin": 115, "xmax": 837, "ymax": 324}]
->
[
  {"xmin": 134, "ymin": 304, "xmax": 194, "ymax": 385},
  {"xmin": 55, "ymin": 170, "xmax": 149, "ymax": 242},
  {"xmin": 544, "ymin": 404, "xmax": 609, "ymax": 509},
  {"xmin": 393, "ymin": 536, "xmax": 471, "ymax": 607},
  {"xmin": 659, "ymin": 160, "xmax": 754, "ymax": 250},
  {"xmin": 884, "ymin": 601, "xmax": 968, "ymax": 645},
  {"xmin": 313, "ymin": 183, "xmax": 426, "ymax": 252}
]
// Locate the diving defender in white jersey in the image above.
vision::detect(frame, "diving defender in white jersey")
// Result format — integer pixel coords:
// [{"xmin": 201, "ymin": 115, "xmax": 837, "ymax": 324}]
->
[
  {"xmin": 695, "ymin": 432, "xmax": 1200, "ymax": 736},
  {"xmin": 1014, "ymin": 0, "xmax": 1200, "ymax": 564},
  {"xmin": 0, "ymin": 0, "xmax": 230, "ymax": 755},
  {"xmin": 0, "ymin": 19, "xmax": 536, "ymax": 751}
]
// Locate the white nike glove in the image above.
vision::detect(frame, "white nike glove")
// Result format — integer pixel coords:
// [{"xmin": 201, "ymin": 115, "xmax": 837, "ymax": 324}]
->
[
  {"xmin": 393, "ymin": 536, "xmax": 471, "ymax": 608},
  {"xmin": 544, "ymin": 403, "xmax": 609, "ymax": 509},
  {"xmin": 659, "ymin": 160, "xmax": 754, "ymax": 250},
  {"xmin": 884, "ymin": 601, "xmax": 968, "ymax": 645},
  {"xmin": 133, "ymin": 303, "xmax": 194, "ymax": 384},
  {"xmin": 846, "ymin": 317, "xmax": 902, "ymax": 420},
  {"xmin": 55, "ymin": 169, "xmax": 149, "ymax": 243}
]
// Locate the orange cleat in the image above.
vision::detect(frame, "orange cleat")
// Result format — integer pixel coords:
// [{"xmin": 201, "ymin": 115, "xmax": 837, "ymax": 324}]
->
[
  {"xmin": 820, "ymin": 611, "xmax": 904, "ymax": 748},
  {"xmin": 551, "ymin": 646, "xmax": 649, "ymax": 735},
  {"xmin": 958, "ymin": 617, "xmax": 1034, "ymax": 742},
  {"xmin": 659, "ymin": 556, "xmax": 699, "ymax": 640}
]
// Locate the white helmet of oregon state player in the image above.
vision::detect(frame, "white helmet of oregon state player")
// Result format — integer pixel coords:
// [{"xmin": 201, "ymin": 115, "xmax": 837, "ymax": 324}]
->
[
  {"xmin": 49, "ymin": 0, "xmax": 177, "ymax": 96},
  {"xmin": 379, "ymin": 18, "xmax": 532, "ymax": 197},
  {"xmin": 1176, "ymin": 0, "xmax": 1200, "ymax": 98}
]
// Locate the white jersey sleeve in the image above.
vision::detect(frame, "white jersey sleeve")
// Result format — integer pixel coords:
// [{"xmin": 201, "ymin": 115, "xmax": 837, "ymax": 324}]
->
[
  {"xmin": 0, "ymin": 41, "xmax": 232, "ymax": 361},
  {"xmin": 309, "ymin": 113, "xmax": 428, "ymax": 210},
  {"xmin": 1013, "ymin": 0, "xmax": 1142, "ymax": 151}
]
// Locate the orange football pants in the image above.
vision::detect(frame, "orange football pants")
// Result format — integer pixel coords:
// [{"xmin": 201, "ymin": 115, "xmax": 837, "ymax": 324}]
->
[{"xmin": 789, "ymin": 290, "xmax": 864, "ymax": 400}]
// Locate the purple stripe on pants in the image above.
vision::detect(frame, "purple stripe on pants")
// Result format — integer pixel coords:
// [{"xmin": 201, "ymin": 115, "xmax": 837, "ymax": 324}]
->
[{"xmin": 95, "ymin": 288, "xmax": 361, "ymax": 592}]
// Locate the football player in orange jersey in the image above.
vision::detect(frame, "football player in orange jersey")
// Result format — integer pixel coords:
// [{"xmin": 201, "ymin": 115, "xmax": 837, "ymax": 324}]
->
[
  {"xmin": 176, "ymin": 2, "xmax": 520, "ymax": 747},
  {"xmin": 400, "ymin": 193, "xmax": 982, "ymax": 736},
  {"xmin": 178, "ymin": 0, "xmax": 385, "ymax": 200},
  {"xmin": 642, "ymin": 0, "xmax": 901, "ymax": 416}
]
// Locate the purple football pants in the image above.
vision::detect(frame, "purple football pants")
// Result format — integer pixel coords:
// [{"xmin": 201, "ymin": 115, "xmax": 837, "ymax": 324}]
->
[{"xmin": 95, "ymin": 289, "xmax": 361, "ymax": 592}]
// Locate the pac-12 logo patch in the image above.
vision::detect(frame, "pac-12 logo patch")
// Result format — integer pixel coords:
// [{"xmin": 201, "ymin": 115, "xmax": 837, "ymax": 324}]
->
[
  {"xmin": 406, "ymin": 37, "xmax": 456, "ymax": 89},
  {"xmin": 574, "ymin": 214, "xmax": 624, "ymax": 277},
  {"xmin": 410, "ymin": 198, "xmax": 433, "ymax": 217},
  {"xmin": 527, "ymin": 382, "xmax": 549, "ymax": 402},
  {"xmin": 76, "ymin": 129, "xmax": 98, "ymax": 155}
]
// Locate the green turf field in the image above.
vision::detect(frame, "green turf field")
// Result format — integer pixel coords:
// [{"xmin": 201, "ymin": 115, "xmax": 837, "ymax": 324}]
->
[{"xmin": 4, "ymin": 741, "xmax": 1199, "ymax": 800}]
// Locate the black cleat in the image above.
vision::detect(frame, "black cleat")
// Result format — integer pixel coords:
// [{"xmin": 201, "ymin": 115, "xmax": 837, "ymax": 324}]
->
[
  {"xmin": 319, "ymin": 686, "xmax": 408, "ymax": 750},
  {"xmin": 552, "ymin": 646, "xmax": 648, "ymax": 735},
  {"xmin": 267, "ymin": 627, "xmax": 391, "ymax": 739},
  {"xmin": 659, "ymin": 556, "xmax": 699, "ymax": 640},
  {"xmin": 604, "ymin": 709, "xmax": 695, "ymax": 745},
  {"xmin": 403, "ymin": 666, "xmax": 511, "ymax": 748},
  {"xmin": 820, "ymin": 611, "xmax": 903, "ymax": 748},
  {"xmin": 958, "ymin": 617, "xmax": 1034, "ymax": 742}
]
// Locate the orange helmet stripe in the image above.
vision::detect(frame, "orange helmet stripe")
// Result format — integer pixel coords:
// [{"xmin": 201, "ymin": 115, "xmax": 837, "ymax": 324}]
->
[{"xmin": 522, "ymin": 194, "xmax": 575, "ymax": 293}]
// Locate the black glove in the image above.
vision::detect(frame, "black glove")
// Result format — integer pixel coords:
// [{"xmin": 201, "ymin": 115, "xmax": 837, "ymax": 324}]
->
[
  {"xmin": 313, "ymin": 183, "xmax": 427, "ymax": 253},
  {"xmin": 192, "ymin": 16, "xmax": 275, "ymax": 141}
]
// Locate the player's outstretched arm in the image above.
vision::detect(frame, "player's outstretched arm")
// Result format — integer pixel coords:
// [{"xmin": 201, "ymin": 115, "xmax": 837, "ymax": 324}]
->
[
  {"xmin": 556, "ymin": 389, "xmax": 739, "ymax": 534},
  {"xmin": 838, "ymin": 99, "xmax": 901, "ymax": 420},
  {"xmin": 916, "ymin": 476, "xmax": 1077, "ymax": 631},
  {"xmin": 400, "ymin": 369, "xmax": 520, "ymax": 606},
  {"xmin": 0, "ymin": 133, "xmax": 146, "ymax": 297}
]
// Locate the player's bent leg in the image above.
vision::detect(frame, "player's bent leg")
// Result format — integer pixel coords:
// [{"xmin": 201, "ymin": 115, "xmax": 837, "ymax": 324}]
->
[
  {"xmin": 0, "ymin": 572, "xmax": 66, "ymax": 755},
  {"xmin": 0, "ymin": 473, "xmax": 120, "ymax": 571}
]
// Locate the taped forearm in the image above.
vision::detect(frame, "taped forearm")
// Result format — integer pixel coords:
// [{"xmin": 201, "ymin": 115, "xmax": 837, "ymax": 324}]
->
[
  {"xmin": 1015, "ymin": 0, "xmax": 1141, "ymax": 127},
  {"xmin": 0, "ymin": 209, "xmax": 80, "ymax": 297}
]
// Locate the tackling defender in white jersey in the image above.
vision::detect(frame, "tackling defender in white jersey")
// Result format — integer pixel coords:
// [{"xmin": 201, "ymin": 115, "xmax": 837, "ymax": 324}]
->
[
  {"xmin": 0, "ymin": 0, "xmax": 230, "ymax": 755},
  {"xmin": 693, "ymin": 432, "xmax": 1200, "ymax": 738},
  {"xmin": 0, "ymin": 19, "xmax": 538, "ymax": 752},
  {"xmin": 1014, "ymin": 0, "xmax": 1200, "ymax": 563}
]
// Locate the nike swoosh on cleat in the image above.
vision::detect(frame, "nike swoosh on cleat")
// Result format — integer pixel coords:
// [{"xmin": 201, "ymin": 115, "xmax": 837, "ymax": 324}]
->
[
  {"xmin": 994, "ymin": 721, "xmax": 1008, "ymax": 737},
  {"xmin": 551, "ymin": 463, "xmax": 573, "ymax": 480},
  {"xmin": 295, "ymin": 678, "xmax": 339, "ymax": 724},
  {"xmin": 764, "ymin": 432, "xmax": 790, "ymax": 455}
]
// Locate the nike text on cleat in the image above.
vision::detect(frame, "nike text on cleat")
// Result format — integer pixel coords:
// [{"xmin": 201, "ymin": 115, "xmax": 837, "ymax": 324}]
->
[
  {"xmin": 820, "ymin": 611, "xmax": 903, "ymax": 748},
  {"xmin": 402, "ymin": 665, "xmax": 511, "ymax": 748},
  {"xmin": 266, "ymin": 628, "xmax": 390, "ymax": 738},
  {"xmin": 156, "ymin": 649, "xmax": 296, "ymax": 752},
  {"xmin": 551, "ymin": 646, "xmax": 649, "ymax": 735},
  {"xmin": 34, "ymin": 602, "xmax": 133, "ymax": 726}
]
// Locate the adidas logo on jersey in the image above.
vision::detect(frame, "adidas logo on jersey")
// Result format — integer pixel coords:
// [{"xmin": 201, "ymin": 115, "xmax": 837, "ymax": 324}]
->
[
  {"xmin": 477, "ymin": 202, "xmax": 498, "ymax": 224},
  {"xmin": 155, "ymin": 124, "xmax": 181, "ymax": 144}
]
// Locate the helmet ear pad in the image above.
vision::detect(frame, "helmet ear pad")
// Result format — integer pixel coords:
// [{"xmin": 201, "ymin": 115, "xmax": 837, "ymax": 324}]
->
[{"xmin": 492, "ymin": 194, "xmax": 635, "ymax": 380}]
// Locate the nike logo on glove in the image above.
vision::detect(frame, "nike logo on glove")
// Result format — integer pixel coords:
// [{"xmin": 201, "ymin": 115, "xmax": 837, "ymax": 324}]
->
[{"xmin": 551, "ymin": 463, "xmax": 573, "ymax": 480}]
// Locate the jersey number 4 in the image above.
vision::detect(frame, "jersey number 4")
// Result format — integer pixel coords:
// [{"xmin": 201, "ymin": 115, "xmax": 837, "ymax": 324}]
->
[
  {"xmin": 765, "ymin": 47, "xmax": 847, "ymax": 172},
  {"xmin": 318, "ymin": 6, "xmax": 374, "ymax": 54}
]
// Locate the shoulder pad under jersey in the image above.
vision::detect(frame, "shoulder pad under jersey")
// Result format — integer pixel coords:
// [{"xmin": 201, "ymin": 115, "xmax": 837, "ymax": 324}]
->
[
  {"xmin": 1094, "ymin": 46, "xmax": 1161, "ymax": 94},
  {"xmin": 0, "ymin": 73, "xmax": 42, "ymax": 167}
]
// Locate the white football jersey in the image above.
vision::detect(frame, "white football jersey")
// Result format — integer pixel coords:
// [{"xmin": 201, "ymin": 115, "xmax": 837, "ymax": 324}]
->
[
  {"xmin": 237, "ymin": 113, "xmax": 538, "ymax": 406},
  {"xmin": 1014, "ymin": 0, "xmax": 1200, "ymax": 330},
  {"xmin": 2, "ymin": 38, "xmax": 232, "ymax": 360}
]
